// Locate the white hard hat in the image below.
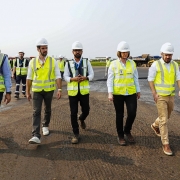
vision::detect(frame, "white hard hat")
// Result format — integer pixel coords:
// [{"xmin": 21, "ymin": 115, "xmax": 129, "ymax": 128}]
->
[
  {"xmin": 106, "ymin": 56, "xmax": 109, "ymax": 59},
  {"xmin": 117, "ymin": 41, "xmax": 130, "ymax": 52},
  {"xmin": 72, "ymin": 41, "xmax": 83, "ymax": 50},
  {"xmin": 160, "ymin": 42, "xmax": 174, "ymax": 54},
  {"xmin": 59, "ymin": 55, "xmax": 63, "ymax": 58},
  {"xmin": 19, "ymin": 50, "xmax": 24, "ymax": 53},
  {"xmin": 36, "ymin": 38, "xmax": 48, "ymax": 46}
]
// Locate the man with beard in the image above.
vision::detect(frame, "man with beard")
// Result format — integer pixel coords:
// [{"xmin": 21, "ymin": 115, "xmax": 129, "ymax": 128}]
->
[
  {"xmin": 26, "ymin": 38, "xmax": 62, "ymax": 144},
  {"xmin": 148, "ymin": 42, "xmax": 180, "ymax": 156},
  {"xmin": 64, "ymin": 41, "xmax": 94, "ymax": 144},
  {"xmin": 12, "ymin": 50, "xmax": 29, "ymax": 98}
]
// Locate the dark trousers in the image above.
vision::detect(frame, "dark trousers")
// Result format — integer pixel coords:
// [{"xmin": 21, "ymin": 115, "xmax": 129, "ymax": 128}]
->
[
  {"xmin": 113, "ymin": 94, "xmax": 137, "ymax": 138},
  {"xmin": 15, "ymin": 75, "xmax": 27, "ymax": 94},
  {"xmin": 0, "ymin": 92, "xmax": 3, "ymax": 105},
  {"xmin": 32, "ymin": 90, "xmax": 54, "ymax": 138},
  {"xmin": 60, "ymin": 71, "xmax": 64, "ymax": 79},
  {"xmin": 69, "ymin": 92, "xmax": 90, "ymax": 135}
]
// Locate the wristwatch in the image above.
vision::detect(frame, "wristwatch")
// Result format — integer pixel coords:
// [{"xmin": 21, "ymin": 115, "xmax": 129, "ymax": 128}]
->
[
  {"xmin": 6, "ymin": 91, "xmax": 11, "ymax": 94},
  {"xmin": 58, "ymin": 89, "xmax": 62, "ymax": 92}
]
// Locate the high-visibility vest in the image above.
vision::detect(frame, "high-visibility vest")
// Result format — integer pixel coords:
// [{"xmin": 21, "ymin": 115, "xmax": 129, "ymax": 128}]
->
[
  {"xmin": 58, "ymin": 60, "xmax": 65, "ymax": 72},
  {"xmin": 16, "ymin": 58, "xmax": 28, "ymax": 75},
  {"xmin": 67, "ymin": 59, "xmax": 89, "ymax": 96},
  {"xmin": 31, "ymin": 56, "xmax": 56, "ymax": 92},
  {"xmin": 106, "ymin": 59, "xmax": 110, "ymax": 67},
  {"xmin": 154, "ymin": 59, "xmax": 178, "ymax": 96},
  {"xmin": 0, "ymin": 53, "xmax": 5, "ymax": 92},
  {"xmin": 111, "ymin": 59, "xmax": 136, "ymax": 95}
]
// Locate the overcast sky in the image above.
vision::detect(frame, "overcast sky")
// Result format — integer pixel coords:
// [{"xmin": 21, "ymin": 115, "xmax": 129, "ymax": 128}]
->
[{"xmin": 0, "ymin": 0, "xmax": 180, "ymax": 59}]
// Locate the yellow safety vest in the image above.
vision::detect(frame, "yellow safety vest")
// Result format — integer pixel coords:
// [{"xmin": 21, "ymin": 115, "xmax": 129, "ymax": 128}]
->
[
  {"xmin": 0, "ymin": 53, "xmax": 5, "ymax": 92},
  {"xmin": 58, "ymin": 60, "xmax": 65, "ymax": 72},
  {"xmin": 154, "ymin": 60, "xmax": 178, "ymax": 96},
  {"xmin": 16, "ymin": 58, "xmax": 28, "ymax": 75},
  {"xmin": 67, "ymin": 59, "xmax": 89, "ymax": 96},
  {"xmin": 13, "ymin": 59, "xmax": 16, "ymax": 67},
  {"xmin": 111, "ymin": 59, "xmax": 136, "ymax": 95},
  {"xmin": 31, "ymin": 56, "xmax": 56, "ymax": 92},
  {"xmin": 106, "ymin": 59, "xmax": 110, "ymax": 67}
]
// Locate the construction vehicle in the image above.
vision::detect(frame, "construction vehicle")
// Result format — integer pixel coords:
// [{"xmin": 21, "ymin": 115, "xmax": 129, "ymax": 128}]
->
[{"xmin": 132, "ymin": 54, "xmax": 161, "ymax": 67}]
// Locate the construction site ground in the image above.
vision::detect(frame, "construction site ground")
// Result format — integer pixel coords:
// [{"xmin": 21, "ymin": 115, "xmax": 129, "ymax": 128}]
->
[{"xmin": 0, "ymin": 80, "xmax": 180, "ymax": 180}]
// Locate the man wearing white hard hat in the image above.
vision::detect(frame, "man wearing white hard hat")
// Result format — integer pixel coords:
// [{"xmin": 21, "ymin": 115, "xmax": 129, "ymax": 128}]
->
[
  {"xmin": 148, "ymin": 42, "xmax": 180, "ymax": 156},
  {"xmin": 12, "ymin": 50, "xmax": 29, "ymax": 98},
  {"xmin": 64, "ymin": 41, "xmax": 94, "ymax": 144},
  {"xmin": 26, "ymin": 38, "xmax": 62, "ymax": 144},
  {"xmin": 58, "ymin": 55, "xmax": 65, "ymax": 79},
  {"xmin": 107, "ymin": 41, "xmax": 140, "ymax": 146}
]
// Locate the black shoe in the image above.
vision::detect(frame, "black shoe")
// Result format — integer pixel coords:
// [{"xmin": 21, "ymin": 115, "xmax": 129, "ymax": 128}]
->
[
  {"xmin": 23, "ymin": 94, "xmax": 26, "ymax": 97},
  {"xmin": 117, "ymin": 137, "xmax": 126, "ymax": 146},
  {"xmin": 125, "ymin": 133, "xmax": 135, "ymax": 143},
  {"xmin": 80, "ymin": 120, "xmax": 86, "ymax": 129}
]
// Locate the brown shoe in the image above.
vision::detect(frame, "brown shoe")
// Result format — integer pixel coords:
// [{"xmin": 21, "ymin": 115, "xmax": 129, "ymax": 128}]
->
[
  {"xmin": 125, "ymin": 133, "xmax": 135, "ymax": 143},
  {"xmin": 162, "ymin": 144, "xmax": 173, "ymax": 156},
  {"xmin": 151, "ymin": 124, "xmax": 161, "ymax": 137},
  {"xmin": 117, "ymin": 137, "xmax": 126, "ymax": 146}
]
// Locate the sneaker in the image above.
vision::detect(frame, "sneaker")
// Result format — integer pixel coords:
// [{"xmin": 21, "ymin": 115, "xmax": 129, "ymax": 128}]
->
[
  {"xmin": 42, "ymin": 127, "xmax": 49, "ymax": 136},
  {"xmin": 29, "ymin": 137, "xmax": 41, "ymax": 144},
  {"xmin": 71, "ymin": 135, "xmax": 79, "ymax": 144},
  {"xmin": 151, "ymin": 124, "xmax": 161, "ymax": 137},
  {"xmin": 162, "ymin": 145, "xmax": 173, "ymax": 156},
  {"xmin": 117, "ymin": 137, "xmax": 126, "ymax": 146}
]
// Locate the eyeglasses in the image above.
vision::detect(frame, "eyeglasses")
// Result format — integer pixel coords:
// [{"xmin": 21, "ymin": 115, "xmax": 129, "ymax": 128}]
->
[{"xmin": 73, "ymin": 49, "xmax": 82, "ymax": 52}]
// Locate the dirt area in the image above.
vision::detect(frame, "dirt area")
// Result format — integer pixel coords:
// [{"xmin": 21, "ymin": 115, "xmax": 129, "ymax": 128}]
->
[{"xmin": 0, "ymin": 85, "xmax": 180, "ymax": 179}]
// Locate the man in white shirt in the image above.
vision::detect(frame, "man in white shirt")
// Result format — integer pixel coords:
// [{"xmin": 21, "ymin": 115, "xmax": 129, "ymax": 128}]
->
[
  {"xmin": 26, "ymin": 38, "xmax": 62, "ymax": 144},
  {"xmin": 148, "ymin": 42, "xmax": 180, "ymax": 156},
  {"xmin": 64, "ymin": 41, "xmax": 94, "ymax": 144}
]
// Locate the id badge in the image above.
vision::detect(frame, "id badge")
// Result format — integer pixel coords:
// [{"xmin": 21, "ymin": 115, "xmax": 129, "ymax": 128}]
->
[{"xmin": 119, "ymin": 69, "xmax": 123, "ymax": 75}]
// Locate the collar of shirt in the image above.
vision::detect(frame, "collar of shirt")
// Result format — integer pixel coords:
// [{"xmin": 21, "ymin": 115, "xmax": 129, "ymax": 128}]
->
[
  {"xmin": 38, "ymin": 55, "xmax": 48, "ymax": 65},
  {"xmin": 73, "ymin": 58, "xmax": 82, "ymax": 69},
  {"xmin": 160, "ymin": 58, "xmax": 172, "ymax": 65},
  {"xmin": 119, "ymin": 58, "xmax": 130, "ymax": 67}
]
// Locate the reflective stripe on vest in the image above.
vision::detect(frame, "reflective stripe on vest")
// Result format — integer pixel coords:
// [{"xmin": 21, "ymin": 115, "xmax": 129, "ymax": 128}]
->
[
  {"xmin": 67, "ymin": 59, "xmax": 89, "ymax": 96},
  {"xmin": 112, "ymin": 59, "xmax": 136, "ymax": 95},
  {"xmin": 0, "ymin": 53, "xmax": 5, "ymax": 92},
  {"xmin": 31, "ymin": 57, "xmax": 56, "ymax": 92},
  {"xmin": 154, "ymin": 60, "xmax": 177, "ymax": 96},
  {"xmin": 16, "ymin": 58, "xmax": 28, "ymax": 75},
  {"xmin": 58, "ymin": 60, "xmax": 65, "ymax": 71}
]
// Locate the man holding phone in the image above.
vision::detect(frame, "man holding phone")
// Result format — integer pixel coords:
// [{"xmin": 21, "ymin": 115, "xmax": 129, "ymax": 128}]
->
[{"xmin": 64, "ymin": 41, "xmax": 94, "ymax": 144}]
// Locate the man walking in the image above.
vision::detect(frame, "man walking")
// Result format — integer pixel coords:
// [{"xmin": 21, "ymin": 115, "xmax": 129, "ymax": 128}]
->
[
  {"xmin": 58, "ymin": 55, "xmax": 65, "ymax": 79},
  {"xmin": 26, "ymin": 38, "xmax": 62, "ymax": 144},
  {"xmin": 0, "ymin": 52, "xmax": 11, "ymax": 106},
  {"xmin": 12, "ymin": 50, "xmax": 29, "ymax": 98},
  {"xmin": 64, "ymin": 41, "xmax": 94, "ymax": 144},
  {"xmin": 148, "ymin": 42, "xmax": 180, "ymax": 156}
]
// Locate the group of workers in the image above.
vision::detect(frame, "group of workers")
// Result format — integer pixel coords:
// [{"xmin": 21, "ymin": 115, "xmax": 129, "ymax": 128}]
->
[{"xmin": 0, "ymin": 38, "xmax": 179, "ymax": 156}]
